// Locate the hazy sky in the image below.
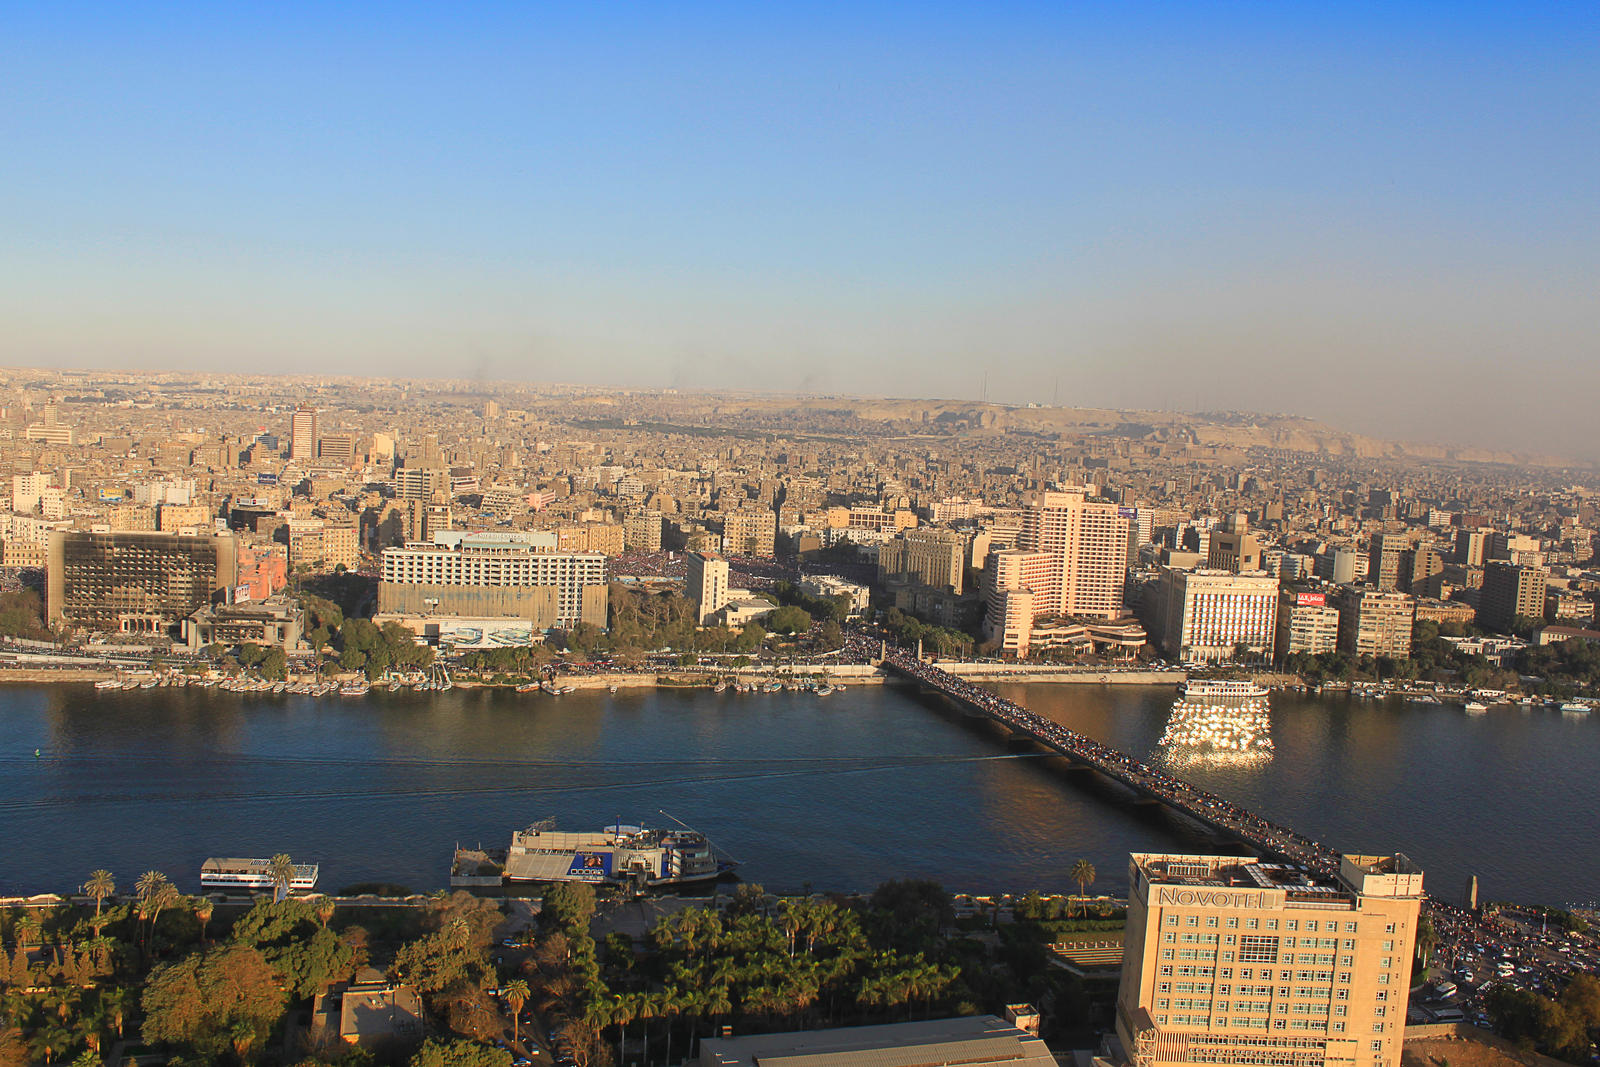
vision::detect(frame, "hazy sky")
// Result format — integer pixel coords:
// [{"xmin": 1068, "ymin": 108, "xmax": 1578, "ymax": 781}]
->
[{"xmin": 3, "ymin": 4, "xmax": 1596, "ymax": 457}]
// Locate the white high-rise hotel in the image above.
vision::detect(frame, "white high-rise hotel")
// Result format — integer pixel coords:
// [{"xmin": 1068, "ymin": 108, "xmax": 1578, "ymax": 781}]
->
[{"xmin": 984, "ymin": 487, "xmax": 1130, "ymax": 656}]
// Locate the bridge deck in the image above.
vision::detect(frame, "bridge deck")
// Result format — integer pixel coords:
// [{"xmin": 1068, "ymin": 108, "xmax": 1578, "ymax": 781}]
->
[{"xmin": 883, "ymin": 653, "xmax": 1340, "ymax": 878}]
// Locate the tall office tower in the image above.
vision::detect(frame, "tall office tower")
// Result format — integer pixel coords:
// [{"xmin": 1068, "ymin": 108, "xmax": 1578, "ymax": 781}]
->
[
  {"xmin": 1366, "ymin": 534, "xmax": 1405, "ymax": 592},
  {"xmin": 47, "ymin": 530, "xmax": 239, "ymax": 635},
  {"xmin": 1116, "ymin": 852, "xmax": 1423, "ymax": 1067},
  {"xmin": 1335, "ymin": 588, "xmax": 1415, "ymax": 658},
  {"xmin": 984, "ymin": 488, "xmax": 1129, "ymax": 656},
  {"xmin": 1018, "ymin": 489, "xmax": 1129, "ymax": 615},
  {"xmin": 290, "ymin": 406, "xmax": 319, "ymax": 462},
  {"xmin": 686, "ymin": 550, "xmax": 731, "ymax": 624},
  {"xmin": 1477, "ymin": 562, "xmax": 1548, "ymax": 633},
  {"xmin": 1154, "ymin": 568, "xmax": 1280, "ymax": 663}
]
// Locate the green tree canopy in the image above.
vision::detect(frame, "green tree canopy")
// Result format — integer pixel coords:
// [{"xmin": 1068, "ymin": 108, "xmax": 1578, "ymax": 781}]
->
[
  {"xmin": 407, "ymin": 1038, "xmax": 512, "ymax": 1067},
  {"xmin": 141, "ymin": 945, "xmax": 287, "ymax": 1059}
]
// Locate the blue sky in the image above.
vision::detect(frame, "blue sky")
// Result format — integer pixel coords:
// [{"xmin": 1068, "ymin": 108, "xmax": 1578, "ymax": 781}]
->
[{"xmin": 2, "ymin": 3, "xmax": 1596, "ymax": 456}]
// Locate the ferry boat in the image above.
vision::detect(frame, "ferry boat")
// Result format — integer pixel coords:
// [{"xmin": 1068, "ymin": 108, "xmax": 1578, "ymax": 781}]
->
[
  {"xmin": 1560, "ymin": 702, "xmax": 1590, "ymax": 714},
  {"xmin": 1178, "ymin": 678, "xmax": 1271, "ymax": 701},
  {"xmin": 200, "ymin": 857, "xmax": 319, "ymax": 892},
  {"xmin": 497, "ymin": 818, "xmax": 737, "ymax": 888}
]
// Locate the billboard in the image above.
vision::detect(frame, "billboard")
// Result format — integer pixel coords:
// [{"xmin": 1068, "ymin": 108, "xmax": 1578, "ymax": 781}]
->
[
  {"xmin": 1295, "ymin": 592, "xmax": 1327, "ymax": 607},
  {"xmin": 98, "ymin": 488, "xmax": 123, "ymax": 502},
  {"xmin": 566, "ymin": 851, "xmax": 613, "ymax": 882},
  {"xmin": 257, "ymin": 472, "xmax": 279, "ymax": 486},
  {"xmin": 433, "ymin": 619, "xmax": 535, "ymax": 648},
  {"xmin": 1118, "ymin": 506, "xmax": 1137, "ymax": 519}
]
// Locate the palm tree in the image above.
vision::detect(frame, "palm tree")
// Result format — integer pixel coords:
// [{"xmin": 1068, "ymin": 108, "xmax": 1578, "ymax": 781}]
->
[
  {"xmin": 268, "ymin": 854, "xmax": 296, "ymax": 902},
  {"xmin": 1416, "ymin": 913, "xmax": 1439, "ymax": 969},
  {"xmin": 192, "ymin": 896, "xmax": 215, "ymax": 947},
  {"xmin": 134, "ymin": 870, "xmax": 168, "ymax": 908},
  {"xmin": 13, "ymin": 913, "xmax": 42, "ymax": 951},
  {"xmin": 147, "ymin": 883, "xmax": 181, "ymax": 939},
  {"xmin": 1070, "ymin": 859, "xmax": 1097, "ymax": 914},
  {"xmin": 82, "ymin": 871, "xmax": 115, "ymax": 929},
  {"xmin": 314, "ymin": 897, "xmax": 336, "ymax": 929},
  {"xmin": 503, "ymin": 978, "xmax": 530, "ymax": 1049}
]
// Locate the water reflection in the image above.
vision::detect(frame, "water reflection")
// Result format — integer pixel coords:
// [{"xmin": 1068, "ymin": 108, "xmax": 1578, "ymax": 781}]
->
[{"xmin": 1158, "ymin": 697, "xmax": 1274, "ymax": 767}]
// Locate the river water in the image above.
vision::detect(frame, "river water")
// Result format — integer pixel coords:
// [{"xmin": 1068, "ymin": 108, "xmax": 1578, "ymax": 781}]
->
[{"xmin": 0, "ymin": 682, "xmax": 1594, "ymax": 905}]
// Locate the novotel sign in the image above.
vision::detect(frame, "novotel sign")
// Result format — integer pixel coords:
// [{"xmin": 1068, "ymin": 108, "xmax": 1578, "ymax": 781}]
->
[{"xmin": 1155, "ymin": 887, "xmax": 1277, "ymax": 909}]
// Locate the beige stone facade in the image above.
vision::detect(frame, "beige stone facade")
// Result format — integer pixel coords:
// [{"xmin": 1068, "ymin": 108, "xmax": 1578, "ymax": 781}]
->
[{"xmin": 1116, "ymin": 852, "xmax": 1422, "ymax": 1067}]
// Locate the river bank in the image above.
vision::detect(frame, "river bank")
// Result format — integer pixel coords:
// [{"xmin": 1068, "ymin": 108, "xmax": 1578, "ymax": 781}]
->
[{"xmin": 0, "ymin": 661, "xmax": 1188, "ymax": 690}]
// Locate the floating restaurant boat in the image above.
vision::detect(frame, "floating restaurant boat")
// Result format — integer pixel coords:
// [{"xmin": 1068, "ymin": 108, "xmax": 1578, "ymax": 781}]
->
[
  {"xmin": 200, "ymin": 857, "xmax": 319, "ymax": 892},
  {"xmin": 1178, "ymin": 678, "xmax": 1270, "ymax": 701},
  {"xmin": 493, "ymin": 818, "xmax": 737, "ymax": 888}
]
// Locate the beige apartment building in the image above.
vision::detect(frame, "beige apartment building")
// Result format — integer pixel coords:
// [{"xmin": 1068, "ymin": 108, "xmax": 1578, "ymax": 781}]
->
[
  {"xmin": 720, "ymin": 508, "xmax": 777, "ymax": 557},
  {"xmin": 879, "ymin": 527, "xmax": 968, "ymax": 594},
  {"xmin": 1334, "ymin": 589, "xmax": 1414, "ymax": 658},
  {"xmin": 1276, "ymin": 589, "xmax": 1340, "ymax": 660},
  {"xmin": 1116, "ymin": 852, "xmax": 1423, "ymax": 1067}
]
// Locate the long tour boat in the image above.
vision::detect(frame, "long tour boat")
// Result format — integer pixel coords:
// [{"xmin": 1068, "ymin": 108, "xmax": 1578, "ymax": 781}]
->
[{"xmin": 199, "ymin": 857, "xmax": 319, "ymax": 892}]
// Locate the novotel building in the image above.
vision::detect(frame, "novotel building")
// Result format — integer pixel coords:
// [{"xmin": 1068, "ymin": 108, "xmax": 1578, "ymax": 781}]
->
[{"xmin": 1115, "ymin": 852, "xmax": 1423, "ymax": 1067}]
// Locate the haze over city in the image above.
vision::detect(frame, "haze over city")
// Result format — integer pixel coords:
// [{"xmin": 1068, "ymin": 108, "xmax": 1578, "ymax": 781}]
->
[{"xmin": 4, "ymin": 3, "xmax": 1597, "ymax": 458}]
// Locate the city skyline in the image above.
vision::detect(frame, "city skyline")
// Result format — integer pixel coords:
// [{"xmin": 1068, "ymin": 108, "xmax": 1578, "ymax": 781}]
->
[{"xmin": 3, "ymin": 4, "xmax": 1596, "ymax": 457}]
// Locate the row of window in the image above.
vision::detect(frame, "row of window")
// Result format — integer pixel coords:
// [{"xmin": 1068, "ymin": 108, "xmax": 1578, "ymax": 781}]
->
[{"xmin": 1165, "ymin": 915, "xmax": 1400, "ymax": 935}]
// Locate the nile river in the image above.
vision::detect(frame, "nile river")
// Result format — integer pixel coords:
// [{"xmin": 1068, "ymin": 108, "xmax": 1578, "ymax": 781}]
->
[{"xmin": 0, "ymin": 681, "xmax": 1595, "ymax": 905}]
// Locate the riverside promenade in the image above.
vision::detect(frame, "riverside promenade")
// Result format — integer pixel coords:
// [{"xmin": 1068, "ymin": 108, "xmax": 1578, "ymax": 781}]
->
[{"xmin": 881, "ymin": 649, "xmax": 1343, "ymax": 879}]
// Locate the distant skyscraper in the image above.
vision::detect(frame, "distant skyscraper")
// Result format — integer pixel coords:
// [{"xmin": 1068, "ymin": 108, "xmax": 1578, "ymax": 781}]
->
[{"xmin": 290, "ymin": 405, "xmax": 319, "ymax": 462}]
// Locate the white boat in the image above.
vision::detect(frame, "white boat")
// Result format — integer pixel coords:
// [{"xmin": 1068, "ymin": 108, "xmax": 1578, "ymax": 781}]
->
[
  {"xmin": 200, "ymin": 857, "xmax": 318, "ymax": 892},
  {"xmin": 1560, "ymin": 702, "xmax": 1589, "ymax": 714},
  {"xmin": 94, "ymin": 679, "xmax": 122, "ymax": 690},
  {"xmin": 1179, "ymin": 679, "xmax": 1271, "ymax": 701},
  {"xmin": 340, "ymin": 683, "xmax": 370, "ymax": 697},
  {"xmin": 1464, "ymin": 701, "xmax": 1489, "ymax": 714}
]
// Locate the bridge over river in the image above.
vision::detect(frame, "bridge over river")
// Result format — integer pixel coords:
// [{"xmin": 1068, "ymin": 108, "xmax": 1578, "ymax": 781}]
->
[{"xmin": 882, "ymin": 651, "xmax": 1343, "ymax": 878}]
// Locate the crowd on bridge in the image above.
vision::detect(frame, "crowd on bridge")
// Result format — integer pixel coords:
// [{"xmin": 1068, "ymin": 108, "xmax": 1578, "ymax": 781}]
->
[
  {"xmin": 883, "ymin": 649, "xmax": 1339, "ymax": 876},
  {"xmin": 883, "ymin": 648, "xmax": 1598, "ymax": 1003}
]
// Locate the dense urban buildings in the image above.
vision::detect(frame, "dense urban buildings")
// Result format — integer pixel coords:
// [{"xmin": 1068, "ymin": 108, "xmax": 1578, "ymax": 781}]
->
[
  {"xmin": 0, "ymin": 369, "xmax": 1594, "ymax": 666},
  {"xmin": 1116, "ymin": 852, "xmax": 1423, "ymax": 1067}
]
